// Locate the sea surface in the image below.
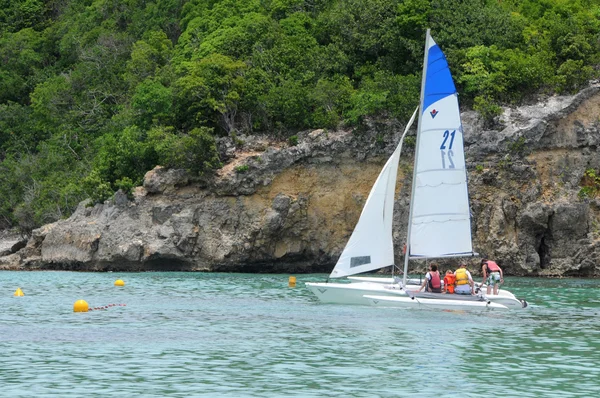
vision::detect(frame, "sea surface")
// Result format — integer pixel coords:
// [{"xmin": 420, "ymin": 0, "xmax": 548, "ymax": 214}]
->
[{"xmin": 0, "ymin": 272, "xmax": 599, "ymax": 397}]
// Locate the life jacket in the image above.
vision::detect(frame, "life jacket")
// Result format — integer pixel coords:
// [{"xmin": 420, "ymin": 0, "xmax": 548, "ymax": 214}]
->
[
  {"xmin": 455, "ymin": 268, "xmax": 469, "ymax": 285},
  {"xmin": 428, "ymin": 271, "xmax": 441, "ymax": 292},
  {"xmin": 444, "ymin": 274, "xmax": 456, "ymax": 293},
  {"xmin": 486, "ymin": 260, "xmax": 500, "ymax": 273}
]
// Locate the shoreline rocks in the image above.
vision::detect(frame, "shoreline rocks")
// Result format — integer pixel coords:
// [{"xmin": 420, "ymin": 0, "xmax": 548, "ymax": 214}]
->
[{"xmin": 2, "ymin": 85, "xmax": 600, "ymax": 276}]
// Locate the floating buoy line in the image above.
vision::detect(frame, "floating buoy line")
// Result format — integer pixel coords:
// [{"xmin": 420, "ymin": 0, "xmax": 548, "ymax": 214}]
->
[
  {"xmin": 89, "ymin": 303, "xmax": 127, "ymax": 311},
  {"xmin": 74, "ymin": 299, "xmax": 126, "ymax": 312}
]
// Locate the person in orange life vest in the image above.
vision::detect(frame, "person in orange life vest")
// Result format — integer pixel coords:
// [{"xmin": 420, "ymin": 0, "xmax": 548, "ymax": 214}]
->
[
  {"xmin": 453, "ymin": 263, "xmax": 474, "ymax": 295},
  {"xmin": 481, "ymin": 258, "xmax": 504, "ymax": 295},
  {"xmin": 443, "ymin": 270, "xmax": 456, "ymax": 294},
  {"xmin": 419, "ymin": 263, "xmax": 442, "ymax": 293}
]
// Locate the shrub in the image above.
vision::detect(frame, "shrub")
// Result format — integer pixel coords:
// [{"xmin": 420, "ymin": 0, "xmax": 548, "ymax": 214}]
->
[
  {"xmin": 579, "ymin": 169, "xmax": 600, "ymax": 199},
  {"xmin": 403, "ymin": 136, "xmax": 416, "ymax": 148},
  {"xmin": 508, "ymin": 136, "xmax": 527, "ymax": 156},
  {"xmin": 149, "ymin": 126, "xmax": 221, "ymax": 175},
  {"xmin": 555, "ymin": 59, "xmax": 595, "ymax": 94},
  {"xmin": 82, "ymin": 170, "xmax": 114, "ymax": 205},
  {"xmin": 473, "ymin": 96, "xmax": 503, "ymax": 128},
  {"xmin": 115, "ymin": 177, "xmax": 135, "ymax": 199}
]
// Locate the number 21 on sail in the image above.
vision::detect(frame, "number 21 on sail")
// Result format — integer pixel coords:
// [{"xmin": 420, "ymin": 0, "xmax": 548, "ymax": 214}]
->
[{"xmin": 440, "ymin": 130, "xmax": 455, "ymax": 169}]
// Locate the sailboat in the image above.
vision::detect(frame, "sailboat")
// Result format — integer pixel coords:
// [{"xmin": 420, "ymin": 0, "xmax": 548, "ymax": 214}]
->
[{"xmin": 306, "ymin": 30, "xmax": 528, "ymax": 310}]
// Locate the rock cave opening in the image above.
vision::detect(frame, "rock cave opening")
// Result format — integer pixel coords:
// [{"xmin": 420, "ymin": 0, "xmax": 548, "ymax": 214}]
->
[
  {"xmin": 537, "ymin": 235, "xmax": 550, "ymax": 269},
  {"xmin": 144, "ymin": 258, "xmax": 191, "ymax": 271}
]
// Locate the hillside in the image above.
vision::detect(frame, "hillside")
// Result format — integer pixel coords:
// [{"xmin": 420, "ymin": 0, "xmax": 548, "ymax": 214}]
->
[{"xmin": 1, "ymin": 0, "xmax": 600, "ymax": 234}]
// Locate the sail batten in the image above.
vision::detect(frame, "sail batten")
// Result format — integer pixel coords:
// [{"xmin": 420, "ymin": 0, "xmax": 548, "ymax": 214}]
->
[
  {"xmin": 413, "ymin": 213, "xmax": 470, "ymax": 218},
  {"xmin": 417, "ymin": 169, "xmax": 465, "ymax": 174},
  {"xmin": 410, "ymin": 252, "xmax": 477, "ymax": 259}
]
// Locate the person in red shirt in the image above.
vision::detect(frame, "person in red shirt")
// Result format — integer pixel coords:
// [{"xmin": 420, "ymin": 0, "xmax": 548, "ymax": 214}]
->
[
  {"xmin": 419, "ymin": 263, "xmax": 442, "ymax": 293},
  {"xmin": 481, "ymin": 258, "xmax": 504, "ymax": 295}
]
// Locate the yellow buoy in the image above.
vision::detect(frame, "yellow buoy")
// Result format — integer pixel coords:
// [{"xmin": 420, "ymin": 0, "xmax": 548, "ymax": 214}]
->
[
  {"xmin": 73, "ymin": 300, "xmax": 89, "ymax": 312},
  {"xmin": 114, "ymin": 279, "xmax": 125, "ymax": 286},
  {"xmin": 14, "ymin": 288, "xmax": 24, "ymax": 296},
  {"xmin": 288, "ymin": 276, "xmax": 296, "ymax": 288}
]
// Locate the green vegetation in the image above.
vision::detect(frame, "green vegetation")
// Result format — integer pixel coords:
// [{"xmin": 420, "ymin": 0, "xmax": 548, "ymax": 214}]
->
[
  {"xmin": 508, "ymin": 136, "xmax": 527, "ymax": 156},
  {"xmin": 403, "ymin": 136, "xmax": 416, "ymax": 148},
  {"xmin": 235, "ymin": 165, "xmax": 250, "ymax": 173},
  {"xmin": 1, "ymin": 0, "xmax": 599, "ymax": 233},
  {"xmin": 579, "ymin": 169, "xmax": 600, "ymax": 199}
]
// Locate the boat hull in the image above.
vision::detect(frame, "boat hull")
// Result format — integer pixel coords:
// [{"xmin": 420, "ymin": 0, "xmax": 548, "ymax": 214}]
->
[
  {"xmin": 485, "ymin": 294, "xmax": 528, "ymax": 309},
  {"xmin": 306, "ymin": 281, "xmax": 527, "ymax": 308},
  {"xmin": 305, "ymin": 282, "xmax": 412, "ymax": 305},
  {"xmin": 364, "ymin": 295, "xmax": 509, "ymax": 311}
]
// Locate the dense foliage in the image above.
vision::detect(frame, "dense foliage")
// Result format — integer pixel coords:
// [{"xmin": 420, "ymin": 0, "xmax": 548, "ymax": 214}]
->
[{"xmin": 1, "ymin": 0, "xmax": 599, "ymax": 233}]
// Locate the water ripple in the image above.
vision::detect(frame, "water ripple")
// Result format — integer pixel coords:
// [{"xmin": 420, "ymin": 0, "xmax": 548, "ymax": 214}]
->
[{"xmin": 0, "ymin": 273, "xmax": 599, "ymax": 396}]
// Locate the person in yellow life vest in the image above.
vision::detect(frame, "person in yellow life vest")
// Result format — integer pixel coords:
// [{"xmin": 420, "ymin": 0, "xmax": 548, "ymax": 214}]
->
[
  {"xmin": 453, "ymin": 263, "xmax": 474, "ymax": 295},
  {"xmin": 443, "ymin": 270, "xmax": 456, "ymax": 294},
  {"xmin": 481, "ymin": 258, "xmax": 504, "ymax": 295}
]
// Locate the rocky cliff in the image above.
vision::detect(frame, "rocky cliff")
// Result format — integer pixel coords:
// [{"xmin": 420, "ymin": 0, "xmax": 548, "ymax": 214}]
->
[{"xmin": 2, "ymin": 85, "xmax": 600, "ymax": 276}]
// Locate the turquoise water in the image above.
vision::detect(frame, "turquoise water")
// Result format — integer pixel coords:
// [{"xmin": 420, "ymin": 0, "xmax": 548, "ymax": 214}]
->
[{"xmin": 0, "ymin": 272, "xmax": 599, "ymax": 397}]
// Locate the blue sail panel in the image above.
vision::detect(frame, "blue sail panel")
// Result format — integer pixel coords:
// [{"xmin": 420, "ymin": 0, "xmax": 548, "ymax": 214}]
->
[{"xmin": 422, "ymin": 40, "xmax": 457, "ymax": 114}]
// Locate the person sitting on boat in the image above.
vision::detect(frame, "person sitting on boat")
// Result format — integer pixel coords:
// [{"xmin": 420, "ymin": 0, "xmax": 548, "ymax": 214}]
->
[
  {"xmin": 481, "ymin": 258, "xmax": 504, "ymax": 295},
  {"xmin": 443, "ymin": 270, "xmax": 456, "ymax": 294},
  {"xmin": 419, "ymin": 263, "xmax": 442, "ymax": 293},
  {"xmin": 453, "ymin": 263, "xmax": 474, "ymax": 295}
]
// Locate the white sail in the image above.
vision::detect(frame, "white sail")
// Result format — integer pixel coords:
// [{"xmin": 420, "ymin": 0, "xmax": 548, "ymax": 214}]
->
[
  {"xmin": 329, "ymin": 109, "xmax": 418, "ymax": 278},
  {"xmin": 328, "ymin": 143, "xmax": 399, "ymax": 278},
  {"xmin": 408, "ymin": 31, "xmax": 474, "ymax": 259}
]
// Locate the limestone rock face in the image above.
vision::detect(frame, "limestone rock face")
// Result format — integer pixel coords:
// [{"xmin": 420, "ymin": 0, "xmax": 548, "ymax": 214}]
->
[{"xmin": 2, "ymin": 85, "xmax": 600, "ymax": 276}]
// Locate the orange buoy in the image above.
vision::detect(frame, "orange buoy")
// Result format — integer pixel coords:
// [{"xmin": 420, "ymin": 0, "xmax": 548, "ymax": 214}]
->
[
  {"xmin": 114, "ymin": 279, "xmax": 125, "ymax": 286},
  {"xmin": 289, "ymin": 276, "xmax": 296, "ymax": 288}
]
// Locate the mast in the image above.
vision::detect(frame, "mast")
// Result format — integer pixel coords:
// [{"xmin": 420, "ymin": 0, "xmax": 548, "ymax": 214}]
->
[{"xmin": 402, "ymin": 29, "xmax": 431, "ymax": 288}]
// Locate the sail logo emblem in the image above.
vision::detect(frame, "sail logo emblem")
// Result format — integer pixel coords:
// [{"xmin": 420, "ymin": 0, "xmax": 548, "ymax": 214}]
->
[{"xmin": 430, "ymin": 109, "xmax": 438, "ymax": 118}]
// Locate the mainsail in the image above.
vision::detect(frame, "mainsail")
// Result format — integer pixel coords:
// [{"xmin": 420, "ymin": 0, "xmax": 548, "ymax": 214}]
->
[{"xmin": 406, "ymin": 30, "xmax": 475, "ymax": 260}]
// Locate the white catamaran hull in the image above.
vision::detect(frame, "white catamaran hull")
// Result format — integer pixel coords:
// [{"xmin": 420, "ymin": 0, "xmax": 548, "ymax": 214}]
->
[
  {"xmin": 305, "ymin": 282, "xmax": 415, "ymax": 305},
  {"xmin": 482, "ymin": 293, "xmax": 527, "ymax": 309},
  {"xmin": 364, "ymin": 295, "xmax": 509, "ymax": 311},
  {"xmin": 308, "ymin": 280, "xmax": 527, "ymax": 308}
]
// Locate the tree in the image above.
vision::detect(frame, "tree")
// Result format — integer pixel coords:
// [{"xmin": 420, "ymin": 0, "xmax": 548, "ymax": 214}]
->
[
  {"xmin": 148, "ymin": 126, "xmax": 221, "ymax": 175},
  {"xmin": 131, "ymin": 78, "xmax": 173, "ymax": 129},
  {"xmin": 175, "ymin": 53, "xmax": 247, "ymax": 134},
  {"xmin": 124, "ymin": 30, "xmax": 173, "ymax": 88},
  {"xmin": 93, "ymin": 125, "xmax": 158, "ymax": 187}
]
